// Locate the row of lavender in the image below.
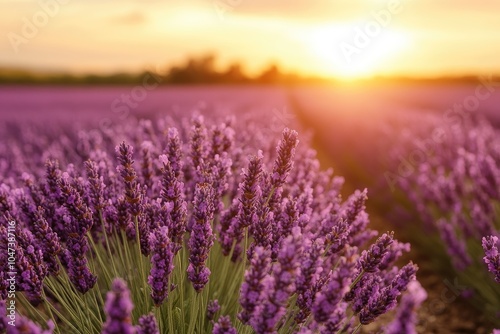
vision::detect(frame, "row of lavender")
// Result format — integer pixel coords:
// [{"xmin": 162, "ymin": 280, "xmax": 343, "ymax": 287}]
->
[
  {"xmin": 385, "ymin": 113, "xmax": 500, "ymax": 325},
  {"xmin": 0, "ymin": 109, "xmax": 420, "ymax": 333}
]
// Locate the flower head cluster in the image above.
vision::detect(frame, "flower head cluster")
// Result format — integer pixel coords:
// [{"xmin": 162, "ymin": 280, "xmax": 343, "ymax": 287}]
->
[{"xmin": 0, "ymin": 112, "xmax": 420, "ymax": 333}]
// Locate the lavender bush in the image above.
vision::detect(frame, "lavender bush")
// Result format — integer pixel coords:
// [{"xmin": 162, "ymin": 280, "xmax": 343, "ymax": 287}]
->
[
  {"xmin": 0, "ymin": 112, "xmax": 419, "ymax": 333},
  {"xmin": 386, "ymin": 115, "xmax": 500, "ymax": 324}
]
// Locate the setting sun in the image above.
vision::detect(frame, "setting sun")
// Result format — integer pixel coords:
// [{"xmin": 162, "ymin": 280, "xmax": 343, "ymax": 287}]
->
[{"xmin": 302, "ymin": 23, "xmax": 411, "ymax": 79}]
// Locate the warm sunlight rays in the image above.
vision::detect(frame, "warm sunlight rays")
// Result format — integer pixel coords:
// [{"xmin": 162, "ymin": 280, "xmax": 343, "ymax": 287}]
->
[{"xmin": 302, "ymin": 23, "xmax": 411, "ymax": 80}]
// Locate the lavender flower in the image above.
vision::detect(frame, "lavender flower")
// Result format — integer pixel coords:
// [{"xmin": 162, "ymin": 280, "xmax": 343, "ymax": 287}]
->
[
  {"xmin": 58, "ymin": 172, "xmax": 94, "ymax": 235},
  {"xmin": 116, "ymin": 142, "xmax": 142, "ymax": 217},
  {"xmin": 102, "ymin": 278, "xmax": 135, "ymax": 334},
  {"xmin": 482, "ymin": 236, "xmax": 500, "ymax": 283},
  {"xmin": 249, "ymin": 228, "xmax": 302, "ymax": 333},
  {"xmin": 187, "ymin": 183, "xmax": 215, "ymax": 292},
  {"xmin": 148, "ymin": 226, "xmax": 175, "ymax": 306},
  {"xmin": 221, "ymin": 151, "xmax": 263, "ymax": 259},
  {"xmin": 65, "ymin": 235, "xmax": 97, "ymax": 293},
  {"xmin": 437, "ymin": 219, "xmax": 472, "ymax": 271},
  {"xmin": 239, "ymin": 246, "xmax": 272, "ymax": 324},
  {"xmin": 85, "ymin": 159, "xmax": 106, "ymax": 212},
  {"xmin": 385, "ymin": 280, "xmax": 427, "ymax": 334},
  {"xmin": 165, "ymin": 127, "xmax": 183, "ymax": 178},
  {"xmin": 159, "ymin": 154, "xmax": 187, "ymax": 252},
  {"xmin": 271, "ymin": 128, "xmax": 299, "ymax": 188},
  {"xmin": 137, "ymin": 314, "xmax": 159, "ymax": 334},
  {"xmin": 313, "ymin": 258, "xmax": 352, "ymax": 324},
  {"xmin": 359, "ymin": 262, "xmax": 418, "ymax": 325},
  {"xmin": 358, "ymin": 232, "xmax": 394, "ymax": 274},
  {"xmin": 140, "ymin": 141, "xmax": 154, "ymax": 193},
  {"xmin": 295, "ymin": 240, "xmax": 324, "ymax": 324},
  {"xmin": 207, "ymin": 299, "xmax": 221, "ymax": 321},
  {"xmin": 212, "ymin": 316, "xmax": 237, "ymax": 334}
]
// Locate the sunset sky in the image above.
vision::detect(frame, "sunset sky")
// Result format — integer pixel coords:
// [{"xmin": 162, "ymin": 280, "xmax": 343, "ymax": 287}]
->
[{"xmin": 1, "ymin": 0, "xmax": 499, "ymax": 79}]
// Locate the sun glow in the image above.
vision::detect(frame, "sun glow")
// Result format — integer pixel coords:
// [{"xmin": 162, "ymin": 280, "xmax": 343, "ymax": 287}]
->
[{"xmin": 302, "ymin": 24, "xmax": 411, "ymax": 80}]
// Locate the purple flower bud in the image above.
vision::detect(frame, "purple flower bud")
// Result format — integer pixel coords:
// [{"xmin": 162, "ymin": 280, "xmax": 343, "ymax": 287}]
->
[
  {"xmin": 482, "ymin": 236, "xmax": 500, "ymax": 283},
  {"xmin": 295, "ymin": 240, "xmax": 324, "ymax": 324},
  {"xmin": 437, "ymin": 219, "xmax": 472, "ymax": 271},
  {"xmin": 359, "ymin": 262, "xmax": 418, "ymax": 325},
  {"xmin": 207, "ymin": 299, "xmax": 221, "ymax": 321},
  {"xmin": 313, "ymin": 258, "xmax": 352, "ymax": 324},
  {"xmin": 58, "ymin": 172, "xmax": 94, "ymax": 235},
  {"xmin": 271, "ymin": 128, "xmax": 299, "ymax": 188},
  {"xmin": 140, "ymin": 141, "xmax": 154, "ymax": 194},
  {"xmin": 148, "ymin": 226, "xmax": 175, "ymax": 306},
  {"xmin": 212, "ymin": 316, "xmax": 237, "ymax": 334},
  {"xmin": 159, "ymin": 154, "xmax": 187, "ymax": 253},
  {"xmin": 65, "ymin": 234, "xmax": 97, "ymax": 294},
  {"xmin": 359, "ymin": 232, "xmax": 394, "ymax": 273},
  {"xmin": 385, "ymin": 280, "xmax": 427, "ymax": 334},
  {"xmin": 102, "ymin": 278, "xmax": 135, "ymax": 334},
  {"xmin": 116, "ymin": 142, "xmax": 142, "ymax": 217},
  {"xmin": 165, "ymin": 127, "xmax": 183, "ymax": 179},
  {"xmin": 239, "ymin": 246, "xmax": 272, "ymax": 324},
  {"xmin": 85, "ymin": 160, "xmax": 106, "ymax": 212},
  {"xmin": 137, "ymin": 314, "xmax": 159, "ymax": 334},
  {"xmin": 187, "ymin": 183, "xmax": 215, "ymax": 292},
  {"xmin": 249, "ymin": 227, "xmax": 302, "ymax": 333}
]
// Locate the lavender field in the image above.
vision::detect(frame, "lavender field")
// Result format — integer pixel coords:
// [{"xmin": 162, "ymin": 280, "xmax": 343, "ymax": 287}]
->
[{"xmin": 0, "ymin": 84, "xmax": 499, "ymax": 334}]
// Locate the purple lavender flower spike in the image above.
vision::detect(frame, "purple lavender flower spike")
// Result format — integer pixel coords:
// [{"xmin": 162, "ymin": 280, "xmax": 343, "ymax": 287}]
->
[
  {"xmin": 385, "ymin": 280, "xmax": 427, "ymax": 334},
  {"xmin": 148, "ymin": 226, "xmax": 175, "ymax": 306},
  {"xmin": 249, "ymin": 227, "xmax": 302, "ymax": 333},
  {"xmin": 379, "ymin": 240, "xmax": 411, "ymax": 271},
  {"xmin": 140, "ymin": 141, "xmax": 154, "ymax": 194},
  {"xmin": 102, "ymin": 278, "xmax": 135, "ymax": 334},
  {"xmin": 239, "ymin": 246, "xmax": 272, "ymax": 324},
  {"xmin": 16, "ymin": 229, "xmax": 47, "ymax": 305},
  {"xmin": 313, "ymin": 258, "xmax": 352, "ymax": 325},
  {"xmin": 85, "ymin": 160, "xmax": 106, "ymax": 212},
  {"xmin": 33, "ymin": 206, "xmax": 61, "ymax": 275},
  {"xmin": 58, "ymin": 172, "xmax": 94, "ymax": 235},
  {"xmin": 437, "ymin": 219, "xmax": 472, "ymax": 271},
  {"xmin": 223, "ymin": 151, "xmax": 263, "ymax": 259},
  {"xmin": 159, "ymin": 154, "xmax": 187, "ymax": 252},
  {"xmin": 482, "ymin": 236, "xmax": 500, "ymax": 283},
  {"xmin": 116, "ymin": 142, "xmax": 142, "ymax": 217},
  {"xmin": 65, "ymin": 235, "xmax": 97, "ymax": 294},
  {"xmin": 212, "ymin": 316, "xmax": 237, "ymax": 334},
  {"xmin": 351, "ymin": 274, "xmax": 382, "ymax": 314},
  {"xmin": 188, "ymin": 115, "xmax": 209, "ymax": 184},
  {"xmin": 359, "ymin": 232, "xmax": 394, "ymax": 274},
  {"xmin": 137, "ymin": 313, "xmax": 160, "ymax": 334},
  {"xmin": 271, "ymin": 128, "xmax": 299, "ymax": 188},
  {"xmin": 187, "ymin": 183, "xmax": 215, "ymax": 292},
  {"xmin": 359, "ymin": 262, "xmax": 418, "ymax": 325},
  {"xmin": 165, "ymin": 127, "xmax": 183, "ymax": 179},
  {"xmin": 295, "ymin": 240, "xmax": 324, "ymax": 324},
  {"xmin": 207, "ymin": 299, "xmax": 221, "ymax": 321}
]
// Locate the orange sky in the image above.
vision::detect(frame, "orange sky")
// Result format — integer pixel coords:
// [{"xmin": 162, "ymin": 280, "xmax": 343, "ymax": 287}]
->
[{"xmin": 1, "ymin": 0, "xmax": 499, "ymax": 79}]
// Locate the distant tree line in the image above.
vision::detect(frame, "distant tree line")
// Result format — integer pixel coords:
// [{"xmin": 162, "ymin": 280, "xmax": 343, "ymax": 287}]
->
[{"xmin": 0, "ymin": 54, "xmax": 326, "ymax": 85}]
